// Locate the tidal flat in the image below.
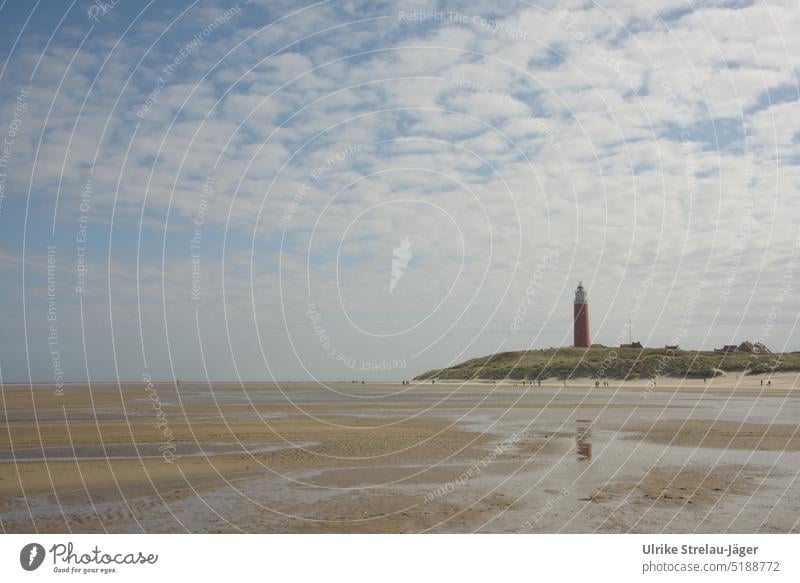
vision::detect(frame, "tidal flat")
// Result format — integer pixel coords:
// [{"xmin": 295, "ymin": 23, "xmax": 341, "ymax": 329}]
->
[{"xmin": 2, "ymin": 375, "xmax": 799, "ymax": 533}]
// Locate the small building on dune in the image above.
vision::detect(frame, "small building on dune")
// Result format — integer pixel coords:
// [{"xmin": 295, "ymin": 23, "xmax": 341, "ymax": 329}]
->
[
  {"xmin": 714, "ymin": 344, "xmax": 738, "ymax": 354},
  {"xmin": 620, "ymin": 341, "xmax": 643, "ymax": 349}
]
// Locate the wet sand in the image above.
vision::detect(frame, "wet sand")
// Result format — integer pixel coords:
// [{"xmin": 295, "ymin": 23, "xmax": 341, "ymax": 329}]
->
[{"xmin": 2, "ymin": 373, "xmax": 800, "ymax": 533}]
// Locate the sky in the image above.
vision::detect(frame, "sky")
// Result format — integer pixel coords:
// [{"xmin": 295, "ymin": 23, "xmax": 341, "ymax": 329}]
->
[{"xmin": 0, "ymin": 0, "xmax": 798, "ymax": 383}]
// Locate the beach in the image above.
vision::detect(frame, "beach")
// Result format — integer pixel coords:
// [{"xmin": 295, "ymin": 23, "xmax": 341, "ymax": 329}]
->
[{"xmin": 2, "ymin": 373, "xmax": 800, "ymax": 533}]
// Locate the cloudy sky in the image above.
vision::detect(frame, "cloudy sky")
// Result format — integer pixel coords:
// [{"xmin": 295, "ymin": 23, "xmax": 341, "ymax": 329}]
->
[{"xmin": 0, "ymin": 0, "xmax": 798, "ymax": 383}]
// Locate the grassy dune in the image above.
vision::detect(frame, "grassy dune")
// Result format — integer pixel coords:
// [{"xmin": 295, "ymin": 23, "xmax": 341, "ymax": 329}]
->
[{"xmin": 414, "ymin": 347, "xmax": 800, "ymax": 381}]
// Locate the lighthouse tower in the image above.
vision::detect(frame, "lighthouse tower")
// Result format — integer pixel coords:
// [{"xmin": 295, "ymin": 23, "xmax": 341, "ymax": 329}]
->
[{"xmin": 573, "ymin": 282, "xmax": 590, "ymax": 348}]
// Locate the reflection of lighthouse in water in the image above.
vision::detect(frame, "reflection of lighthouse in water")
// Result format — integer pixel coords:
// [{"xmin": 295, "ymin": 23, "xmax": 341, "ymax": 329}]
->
[
  {"xmin": 573, "ymin": 282, "xmax": 590, "ymax": 348},
  {"xmin": 576, "ymin": 420, "xmax": 592, "ymax": 461}
]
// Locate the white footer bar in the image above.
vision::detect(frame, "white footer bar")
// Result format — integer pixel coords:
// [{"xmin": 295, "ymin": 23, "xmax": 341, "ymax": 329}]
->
[{"xmin": 1, "ymin": 534, "xmax": 796, "ymax": 582}]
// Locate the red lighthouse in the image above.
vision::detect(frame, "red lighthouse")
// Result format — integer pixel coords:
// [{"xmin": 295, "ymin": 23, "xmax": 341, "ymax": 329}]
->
[{"xmin": 573, "ymin": 282, "xmax": 590, "ymax": 348}]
